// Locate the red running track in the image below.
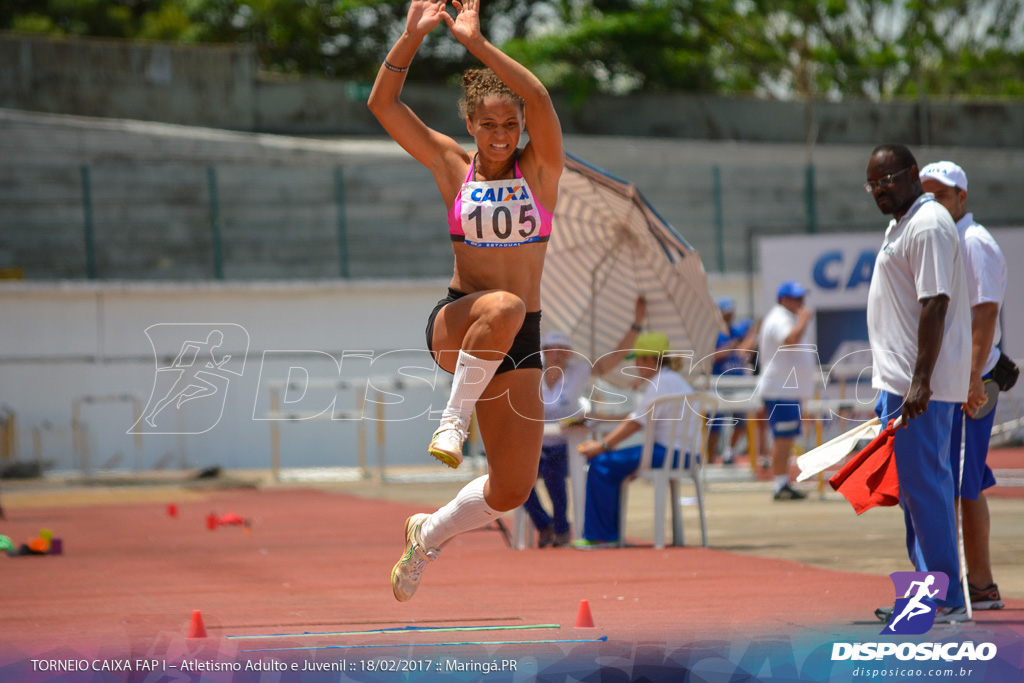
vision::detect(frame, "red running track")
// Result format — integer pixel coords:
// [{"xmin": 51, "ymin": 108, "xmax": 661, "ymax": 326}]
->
[{"xmin": 0, "ymin": 488, "xmax": 1021, "ymax": 679}]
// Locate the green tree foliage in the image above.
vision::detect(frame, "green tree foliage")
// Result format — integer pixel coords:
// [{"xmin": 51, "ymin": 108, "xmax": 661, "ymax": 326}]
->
[
  {"xmin": 2, "ymin": 0, "xmax": 168, "ymax": 38},
  {"xmin": 503, "ymin": 0, "xmax": 1024, "ymax": 99},
  {"xmin": 3, "ymin": 0, "xmax": 1022, "ymax": 98},
  {"xmin": 177, "ymin": 0, "xmax": 551, "ymax": 78},
  {"xmin": 502, "ymin": 0, "xmax": 781, "ymax": 102},
  {"xmin": 757, "ymin": 0, "xmax": 1024, "ymax": 99}
]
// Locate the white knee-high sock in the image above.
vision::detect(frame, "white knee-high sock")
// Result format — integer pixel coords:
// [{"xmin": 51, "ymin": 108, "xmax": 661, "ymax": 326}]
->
[
  {"xmin": 442, "ymin": 350, "xmax": 501, "ymax": 424},
  {"xmin": 420, "ymin": 475, "xmax": 498, "ymax": 548}
]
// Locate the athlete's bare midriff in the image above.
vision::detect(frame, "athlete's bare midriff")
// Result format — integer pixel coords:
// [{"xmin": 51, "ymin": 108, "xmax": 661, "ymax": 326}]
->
[{"xmin": 449, "ymin": 240, "xmax": 547, "ymax": 311}]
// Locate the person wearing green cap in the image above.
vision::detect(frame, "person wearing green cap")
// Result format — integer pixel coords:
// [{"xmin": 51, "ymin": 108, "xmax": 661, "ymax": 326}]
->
[{"xmin": 573, "ymin": 332, "xmax": 693, "ymax": 547}]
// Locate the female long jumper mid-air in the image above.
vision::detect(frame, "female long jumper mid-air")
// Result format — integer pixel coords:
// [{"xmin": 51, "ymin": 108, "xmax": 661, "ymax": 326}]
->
[{"xmin": 368, "ymin": 0, "xmax": 564, "ymax": 600}]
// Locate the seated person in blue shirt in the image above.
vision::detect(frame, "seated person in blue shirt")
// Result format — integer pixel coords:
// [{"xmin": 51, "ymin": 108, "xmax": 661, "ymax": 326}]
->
[{"xmin": 573, "ymin": 332, "xmax": 693, "ymax": 547}]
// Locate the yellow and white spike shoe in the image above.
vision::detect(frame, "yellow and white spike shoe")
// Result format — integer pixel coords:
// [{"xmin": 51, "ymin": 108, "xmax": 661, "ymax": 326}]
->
[
  {"xmin": 428, "ymin": 417, "xmax": 468, "ymax": 468},
  {"xmin": 391, "ymin": 513, "xmax": 440, "ymax": 602}
]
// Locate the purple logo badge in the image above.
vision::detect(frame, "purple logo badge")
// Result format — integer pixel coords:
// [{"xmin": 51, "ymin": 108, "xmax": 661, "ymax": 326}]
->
[{"xmin": 882, "ymin": 571, "xmax": 949, "ymax": 635}]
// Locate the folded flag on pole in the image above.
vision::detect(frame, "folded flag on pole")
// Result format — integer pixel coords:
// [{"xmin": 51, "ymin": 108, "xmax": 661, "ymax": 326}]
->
[
  {"xmin": 796, "ymin": 417, "xmax": 881, "ymax": 482},
  {"xmin": 829, "ymin": 418, "xmax": 901, "ymax": 514}
]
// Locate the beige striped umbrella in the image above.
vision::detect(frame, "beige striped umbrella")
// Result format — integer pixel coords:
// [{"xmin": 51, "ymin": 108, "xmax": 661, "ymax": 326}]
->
[{"xmin": 542, "ymin": 153, "xmax": 724, "ymax": 372}]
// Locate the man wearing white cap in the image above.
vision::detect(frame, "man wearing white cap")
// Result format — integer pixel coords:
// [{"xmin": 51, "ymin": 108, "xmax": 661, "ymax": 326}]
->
[{"xmin": 919, "ymin": 160, "xmax": 1007, "ymax": 610}]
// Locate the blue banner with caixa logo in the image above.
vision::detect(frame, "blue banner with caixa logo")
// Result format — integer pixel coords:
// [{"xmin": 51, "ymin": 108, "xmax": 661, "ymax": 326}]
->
[{"xmin": 759, "ymin": 233, "xmax": 882, "ymax": 365}]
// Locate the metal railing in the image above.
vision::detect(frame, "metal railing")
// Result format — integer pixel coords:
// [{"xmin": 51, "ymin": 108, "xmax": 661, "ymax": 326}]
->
[
  {"xmin": 0, "ymin": 160, "xmax": 887, "ymax": 281},
  {"xmin": 4, "ymin": 158, "xmax": 1023, "ymax": 281},
  {"xmin": 0, "ymin": 160, "xmax": 451, "ymax": 281}
]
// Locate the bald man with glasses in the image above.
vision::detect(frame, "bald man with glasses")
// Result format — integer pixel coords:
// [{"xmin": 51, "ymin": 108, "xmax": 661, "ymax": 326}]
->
[{"xmin": 864, "ymin": 144, "xmax": 972, "ymax": 624}]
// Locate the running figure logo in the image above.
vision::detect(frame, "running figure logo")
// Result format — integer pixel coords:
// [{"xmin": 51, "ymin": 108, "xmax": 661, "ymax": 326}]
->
[
  {"xmin": 130, "ymin": 324, "xmax": 249, "ymax": 434},
  {"xmin": 883, "ymin": 571, "xmax": 950, "ymax": 635}
]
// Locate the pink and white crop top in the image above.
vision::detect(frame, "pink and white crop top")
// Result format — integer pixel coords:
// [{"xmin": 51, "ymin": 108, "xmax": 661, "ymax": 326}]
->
[{"xmin": 447, "ymin": 154, "xmax": 553, "ymax": 248}]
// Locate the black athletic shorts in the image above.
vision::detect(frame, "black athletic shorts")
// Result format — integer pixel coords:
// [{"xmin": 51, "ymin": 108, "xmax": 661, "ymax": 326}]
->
[{"xmin": 425, "ymin": 287, "xmax": 543, "ymax": 375}]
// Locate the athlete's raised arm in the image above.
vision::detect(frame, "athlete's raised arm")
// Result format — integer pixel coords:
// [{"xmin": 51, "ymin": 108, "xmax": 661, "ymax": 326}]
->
[
  {"xmin": 443, "ymin": 0, "xmax": 563, "ymax": 193},
  {"xmin": 367, "ymin": 0, "xmax": 468, "ymax": 187}
]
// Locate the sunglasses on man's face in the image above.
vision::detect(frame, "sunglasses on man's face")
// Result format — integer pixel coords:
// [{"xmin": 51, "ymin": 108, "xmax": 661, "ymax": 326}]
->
[{"xmin": 864, "ymin": 167, "xmax": 911, "ymax": 192}]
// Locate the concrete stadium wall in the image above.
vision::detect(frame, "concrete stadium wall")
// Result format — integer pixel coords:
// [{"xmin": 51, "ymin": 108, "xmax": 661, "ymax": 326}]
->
[
  {"xmin": 0, "ymin": 276, "xmax": 752, "ymax": 475},
  {"xmin": 5, "ymin": 108, "xmax": 1024, "ymax": 280},
  {"xmin": 2, "ymin": 272, "xmax": 1021, "ymax": 478},
  {"xmin": 4, "ymin": 32, "xmax": 1024, "ymax": 146},
  {"xmin": 0, "ymin": 280, "xmax": 461, "ymax": 474},
  {"xmin": 0, "ymin": 33, "xmax": 257, "ymax": 130}
]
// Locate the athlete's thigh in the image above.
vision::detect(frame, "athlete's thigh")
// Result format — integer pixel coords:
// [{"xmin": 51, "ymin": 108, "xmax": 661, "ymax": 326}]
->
[
  {"xmin": 431, "ymin": 290, "xmax": 514, "ymax": 373},
  {"xmin": 475, "ymin": 368, "xmax": 543, "ymax": 486}
]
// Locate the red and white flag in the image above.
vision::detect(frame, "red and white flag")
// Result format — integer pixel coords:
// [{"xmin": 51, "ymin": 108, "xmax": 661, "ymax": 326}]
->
[
  {"xmin": 796, "ymin": 417, "xmax": 881, "ymax": 482},
  {"xmin": 829, "ymin": 418, "xmax": 901, "ymax": 514}
]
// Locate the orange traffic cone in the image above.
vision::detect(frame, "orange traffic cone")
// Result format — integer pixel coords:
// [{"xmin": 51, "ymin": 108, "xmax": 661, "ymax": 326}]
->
[
  {"xmin": 187, "ymin": 610, "xmax": 207, "ymax": 638},
  {"xmin": 575, "ymin": 599, "xmax": 595, "ymax": 628}
]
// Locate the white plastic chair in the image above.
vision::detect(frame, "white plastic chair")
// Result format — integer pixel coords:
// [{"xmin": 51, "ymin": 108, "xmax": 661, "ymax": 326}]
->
[{"xmin": 618, "ymin": 392, "xmax": 716, "ymax": 549}]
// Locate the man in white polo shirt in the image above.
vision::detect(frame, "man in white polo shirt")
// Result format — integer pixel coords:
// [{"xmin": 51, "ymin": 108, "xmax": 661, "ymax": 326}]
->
[
  {"xmin": 865, "ymin": 144, "xmax": 971, "ymax": 623},
  {"xmin": 756, "ymin": 280, "xmax": 817, "ymax": 501},
  {"xmin": 920, "ymin": 160, "xmax": 1007, "ymax": 610}
]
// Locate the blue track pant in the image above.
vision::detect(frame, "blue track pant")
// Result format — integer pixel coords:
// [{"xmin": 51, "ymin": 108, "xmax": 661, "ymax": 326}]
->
[{"xmin": 877, "ymin": 391, "xmax": 964, "ymax": 609}]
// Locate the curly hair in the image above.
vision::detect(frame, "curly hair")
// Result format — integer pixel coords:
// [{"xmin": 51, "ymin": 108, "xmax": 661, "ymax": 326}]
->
[{"xmin": 458, "ymin": 68, "xmax": 524, "ymax": 119}]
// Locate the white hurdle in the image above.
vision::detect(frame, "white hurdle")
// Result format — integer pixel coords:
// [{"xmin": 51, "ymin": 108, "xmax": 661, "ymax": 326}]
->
[
  {"xmin": 72, "ymin": 394, "xmax": 143, "ymax": 474},
  {"xmin": 264, "ymin": 375, "xmax": 482, "ymax": 483}
]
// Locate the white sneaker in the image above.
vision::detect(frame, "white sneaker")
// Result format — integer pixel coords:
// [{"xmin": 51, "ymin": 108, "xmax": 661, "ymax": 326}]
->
[
  {"xmin": 391, "ymin": 513, "xmax": 440, "ymax": 602},
  {"xmin": 428, "ymin": 416, "xmax": 468, "ymax": 468}
]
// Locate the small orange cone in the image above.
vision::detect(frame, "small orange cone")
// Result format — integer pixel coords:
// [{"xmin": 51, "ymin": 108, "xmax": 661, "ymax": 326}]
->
[
  {"xmin": 187, "ymin": 610, "xmax": 207, "ymax": 638},
  {"xmin": 574, "ymin": 599, "xmax": 595, "ymax": 628}
]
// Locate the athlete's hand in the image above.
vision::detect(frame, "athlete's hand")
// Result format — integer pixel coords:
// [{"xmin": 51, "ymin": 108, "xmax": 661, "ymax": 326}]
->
[
  {"xmin": 406, "ymin": 0, "xmax": 448, "ymax": 38},
  {"xmin": 444, "ymin": 0, "xmax": 482, "ymax": 45}
]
